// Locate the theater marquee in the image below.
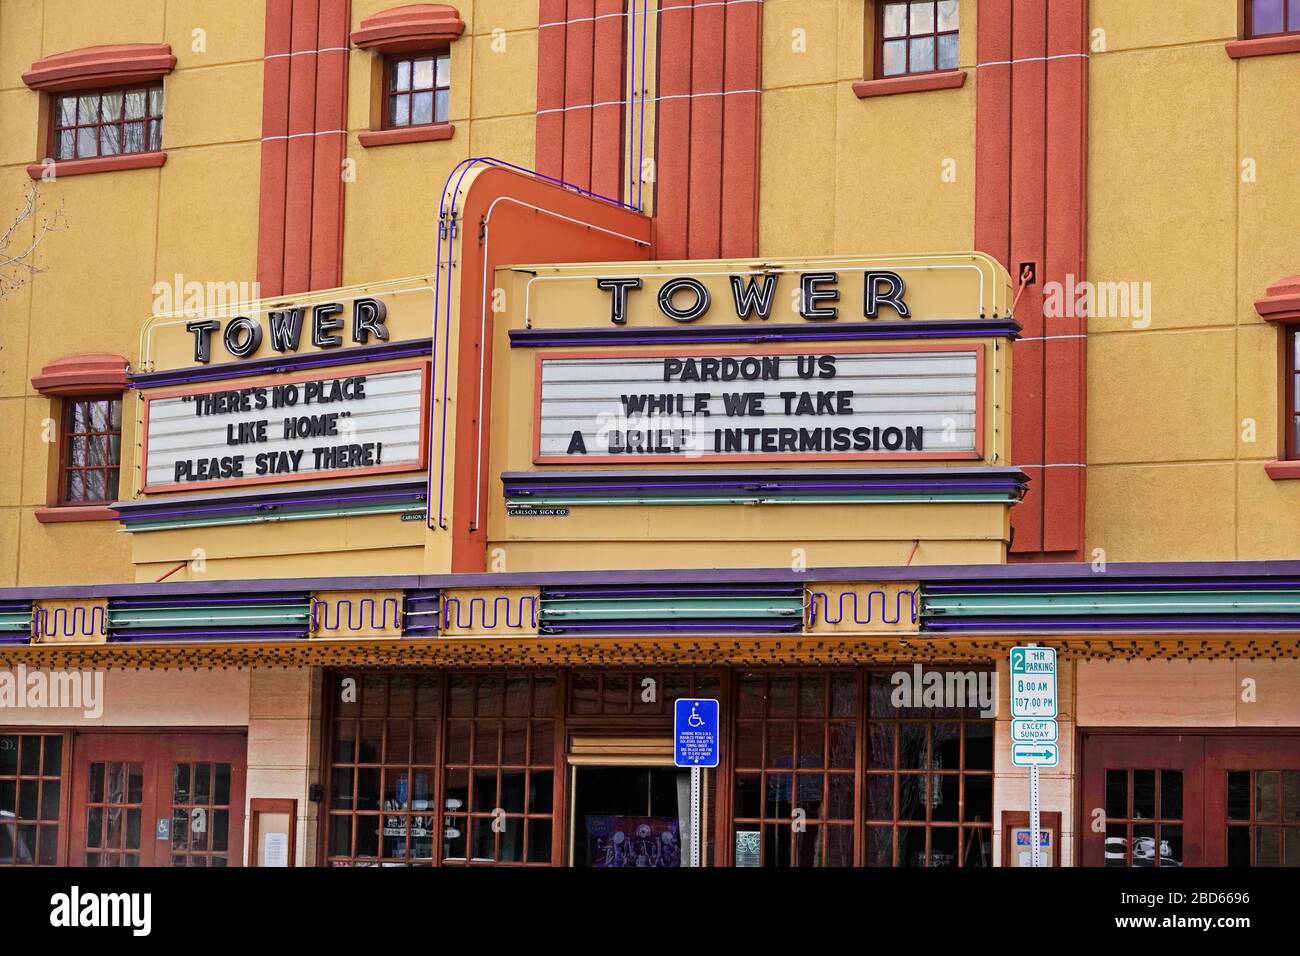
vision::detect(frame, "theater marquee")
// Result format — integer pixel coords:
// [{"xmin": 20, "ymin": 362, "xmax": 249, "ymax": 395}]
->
[
  {"xmin": 141, "ymin": 360, "xmax": 430, "ymax": 492},
  {"xmin": 534, "ymin": 345, "xmax": 983, "ymax": 463}
]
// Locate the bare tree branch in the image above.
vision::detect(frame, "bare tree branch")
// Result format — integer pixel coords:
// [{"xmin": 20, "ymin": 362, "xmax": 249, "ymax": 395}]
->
[{"xmin": 0, "ymin": 183, "xmax": 68, "ymax": 300}]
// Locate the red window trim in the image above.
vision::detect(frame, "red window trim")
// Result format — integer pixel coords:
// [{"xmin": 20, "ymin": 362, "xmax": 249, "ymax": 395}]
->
[
  {"xmin": 351, "ymin": 3, "xmax": 466, "ymax": 54},
  {"xmin": 26, "ymin": 151, "xmax": 167, "ymax": 181},
  {"xmin": 44, "ymin": 82, "xmax": 164, "ymax": 163},
  {"xmin": 1258, "ymin": 278, "xmax": 1300, "ymax": 476},
  {"xmin": 872, "ymin": 0, "xmax": 961, "ymax": 81},
  {"xmin": 853, "ymin": 69, "xmax": 966, "ymax": 98},
  {"xmin": 21, "ymin": 43, "xmax": 175, "ymax": 93},
  {"xmin": 379, "ymin": 50, "xmax": 452, "ymax": 132},
  {"xmin": 358, "ymin": 122, "xmax": 455, "ymax": 148},
  {"xmin": 34, "ymin": 505, "xmax": 119, "ymax": 524},
  {"xmin": 53, "ymin": 395, "xmax": 123, "ymax": 512},
  {"xmin": 31, "ymin": 353, "xmax": 130, "ymax": 397},
  {"xmin": 1227, "ymin": 33, "xmax": 1300, "ymax": 58}
]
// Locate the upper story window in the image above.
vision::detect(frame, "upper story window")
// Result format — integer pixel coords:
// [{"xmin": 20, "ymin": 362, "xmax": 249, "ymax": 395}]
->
[
  {"xmin": 60, "ymin": 397, "xmax": 122, "ymax": 505},
  {"xmin": 1286, "ymin": 328, "xmax": 1300, "ymax": 461},
  {"xmin": 1247, "ymin": 0, "xmax": 1300, "ymax": 37},
  {"xmin": 878, "ymin": 1, "xmax": 960, "ymax": 78},
  {"xmin": 384, "ymin": 52, "xmax": 450, "ymax": 129},
  {"xmin": 50, "ymin": 85, "xmax": 162, "ymax": 161}
]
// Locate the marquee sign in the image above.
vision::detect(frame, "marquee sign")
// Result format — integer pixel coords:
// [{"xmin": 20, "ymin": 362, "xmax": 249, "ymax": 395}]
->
[
  {"xmin": 533, "ymin": 345, "xmax": 982, "ymax": 463},
  {"xmin": 141, "ymin": 361, "xmax": 430, "ymax": 492}
]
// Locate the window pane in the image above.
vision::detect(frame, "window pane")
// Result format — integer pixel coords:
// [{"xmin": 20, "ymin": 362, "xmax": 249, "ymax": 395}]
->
[
  {"xmin": 58, "ymin": 130, "xmax": 75, "ymax": 160},
  {"xmin": 1228, "ymin": 770, "xmax": 1251, "ymax": 820},
  {"xmin": 77, "ymin": 126, "xmax": 99, "ymax": 158},
  {"xmin": 393, "ymin": 59, "xmax": 412, "ymax": 91},
  {"xmin": 882, "ymin": 2, "xmax": 908, "ymax": 38},
  {"xmin": 65, "ymin": 471, "xmax": 85, "ymax": 502},
  {"xmin": 937, "ymin": 0, "xmax": 960, "ymax": 32},
  {"xmin": 436, "ymin": 54, "xmax": 451, "ymax": 87},
  {"xmin": 101, "ymin": 92, "xmax": 123, "ymax": 121},
  {"xmin": 57, "ymin": 96, "xmax": 77, "ymax": 126},
  {"xmin": 435, "ymin": 89, "xmax": 450, "ymax": 123},
  {"xmin": 910, "ymin": 1, "xmax": 936, "ymax": 33},
  {"xmin": 392, "ymin": 95, "xmax": 410, "ymax": 127},
  {"xmin": 125, "ymin": 90, "xmax": 147, "ymax": 119},
  {"xmin": 1254, "ymin": 0, "xmax": 1286, "ymax": 34},
  {"xmin": 1291, "ymin": 0, "xmax": 1300, "ymax": 30},
  {"xmin": 124, "ymin": 122, "xmax": 145, "ymax": 154},
  {"xmin": 412, "ymin": 91, "xmax": 434, "ymax": 125},
  {"xmin": 909, "ymin": 37, "xmax": 935, "ymax": 73},
  {"xmin": 99, "ymin": 125, "xmax": 122, "ymax": 157},
  {"xmin": 938, "ymin": 33, "xmax": 959, "ymax": 69},
  {"xmin": 148, "ymin": 87, "xmax": 163, "ymax": 116},
  {"xmin": 147, "ymin": 119, "xmax": 162, "ymax": 151},
  {"xmin": 413, "ymin": 57, "xmax": 434, "ymax": 90},
  {"xmin": 883, "ymin": 41, "xmax": 905, "ymax": 76},
  {"xmin": 77, "ymin": 94, "xmax": 99, "ymax": 125}
]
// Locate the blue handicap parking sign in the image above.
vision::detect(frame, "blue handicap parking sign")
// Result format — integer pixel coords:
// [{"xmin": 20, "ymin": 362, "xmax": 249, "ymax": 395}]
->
[{"xmin": 674, "ymin": 698, "xmax": 720, "ymax": 768}]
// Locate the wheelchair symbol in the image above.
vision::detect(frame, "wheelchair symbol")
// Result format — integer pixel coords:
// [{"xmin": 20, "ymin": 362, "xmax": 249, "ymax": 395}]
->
[{"xmin": 687, "ymin": 703, "xmax": 705, "ymax": 728}]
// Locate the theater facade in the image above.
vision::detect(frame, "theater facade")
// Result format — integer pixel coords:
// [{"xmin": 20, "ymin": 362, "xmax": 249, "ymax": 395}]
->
[{"xmin": 3, "ymin": 1, "xmax": 1300, "ymax": 868}]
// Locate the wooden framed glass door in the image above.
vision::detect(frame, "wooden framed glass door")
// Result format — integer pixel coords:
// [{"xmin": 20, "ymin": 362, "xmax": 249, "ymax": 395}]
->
[
  {"xmin": 69, "ymin": 733, "xmax": 246, "ymax": 867},
  {"xmin": 1081, "ymin": 732, "xmax": 1300, "ymax": 867}
]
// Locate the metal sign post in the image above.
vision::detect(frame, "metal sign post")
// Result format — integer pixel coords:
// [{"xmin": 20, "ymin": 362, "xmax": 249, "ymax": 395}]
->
[
  {"xmin": 674, "ymin": 698, "xmax": 719, "ymax": 868},
  {"xmin": 1030, "ymin": 765, "xmax": 1041, "ymax": 869},
  {"xmin": 1009, "ymin": 646, "xmax": 1058, "ymax": 867},
  {"xmin": 690, "ymin": 766, "xmax": 701, "ymax": 868}
]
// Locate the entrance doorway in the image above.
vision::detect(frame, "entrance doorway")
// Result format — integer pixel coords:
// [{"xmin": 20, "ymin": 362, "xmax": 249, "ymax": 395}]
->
[
  {"xmin": 68, "ymin": 732, "xmax": 246, "ymax": 867},
  {"xmin": 1080, "ymin": 732, "xmax": 1300, "ymax": 866},
  {"xmin": 570, "ymin": 765, "xmax": 692, "ymax": 867}
]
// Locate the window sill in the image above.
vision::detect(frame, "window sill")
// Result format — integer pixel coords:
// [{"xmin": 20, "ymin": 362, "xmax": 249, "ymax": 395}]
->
[
  {"xmin": 358, "ymin": 123, "xmax": 455, "ymax": 148},
  {"xmin": 35, "ymin": 505, "xmax": 119, "ymax": 524},
  {"xmin": 1226, "ymin": 34, "xmax": 1300, "ymax": 59},
  {"xmin": 852, "ymin": 69, "xmax": 966, "ymax": 99},
  {"xmin": 26, "ymin": 150, "xmax": 166, "ymax": 180},
  {"xmin": 1264, "ymin": 460, "xmax": 1300, "ymax": 481}
]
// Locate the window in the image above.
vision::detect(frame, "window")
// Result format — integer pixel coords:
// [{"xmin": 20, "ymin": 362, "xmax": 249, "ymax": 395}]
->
[
  {"xmin": 442, "ymin": 673, "xmax": 556, "ymax": 866},
  {"xmin": 59, "ymin": 396, "xmax": 122, "ymax": 505},
  {"xmin": 1247, "ymin": 0, "xmax": 1300, "ymax": 37},
  {"xmin": 1287, "ymin": 328, "xmax": 1300, "ymax": 460},
  {"xmin": 384, "ymin": 52, "xmax": 450, "ymax": 129},
  {"xmin": 50, "ymin": 86, "xmax": 162, "ymax": 161},
  {"xmin": 878, "ymin": 1, "xmax": 960, "ymax": 78},
  {"xmin": 0, "ymin": 734, "xmax": 64, "ymax": 867},
  {"xmin": 734, "ymin": 672, "xmax": 859, "ymax": 866},
  {"xmin": 1226, "ymin": 769, "xmax": 1300, "ymax": 866},
  {"xmin": 863, "ymin": 670, "xmax": 994, "ymax": 866},
  {"xmin": 327, "ymin": 673, "xmax": 443, "ymax": 865}
]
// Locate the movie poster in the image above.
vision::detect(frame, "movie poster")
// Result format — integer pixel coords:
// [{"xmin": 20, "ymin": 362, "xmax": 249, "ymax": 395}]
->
[{"xmin": 586, "ymin": 815, "xmax": 682, "ymax": 867}]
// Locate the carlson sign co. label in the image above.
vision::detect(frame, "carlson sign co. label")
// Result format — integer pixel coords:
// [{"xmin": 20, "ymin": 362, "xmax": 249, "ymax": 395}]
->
[
  {"xmin": 142, "ymin": 361, "xmax": 429, "ymax": 492},
  {"xmin": 534, "ymin": 346, "xmax": 981, "ymax": 462}
]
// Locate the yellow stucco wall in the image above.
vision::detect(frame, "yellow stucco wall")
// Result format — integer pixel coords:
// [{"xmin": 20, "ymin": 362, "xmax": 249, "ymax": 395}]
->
[
  {"xmin": 0, "ymin": 0, "xmax": 266, "ymax": 586},
  {"xmin": 1085, "ymin": 3, "xmax": 1300, "ymax": 561},
  {"xmin": 759, "ymin": 0, "xmax": 976, "ymax": 259}
]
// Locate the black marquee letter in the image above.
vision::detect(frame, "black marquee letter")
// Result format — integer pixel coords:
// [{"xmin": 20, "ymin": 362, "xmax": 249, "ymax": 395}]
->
[
  {"xmin": 223, "ymin": 316, "xmax": 263, "ymax": 358},
  {"xmin": 657, "ymin": 277, "xmax": 710, "ymax": 323},
  {"xmin": 596, "ymin": 277, "xmax": 642, "ymax": 325},
  {"xmin": 352, "ymin": 297, "xmax": 389, "ymax": 344},
  {"xmin": 186, "ymin": 320, "xmax": 220, "ymax": 364},
  {"xmin": 268, "ymin": 308, "xmax": 305, "ymax": 353},
  {"xmin": 800, "ymin": 272, "xmax": 839, "ymax": 320},
  {"xmin": 865, "ymin": 271, "xmax": 910, "ymax": 318},
  {"xmin": 312, "ymin": 302, "xmax": 345, "ymax": 348},
  {"xmin": 730, "ymin": 274, "xmax": 777, "ymax": 320}
]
